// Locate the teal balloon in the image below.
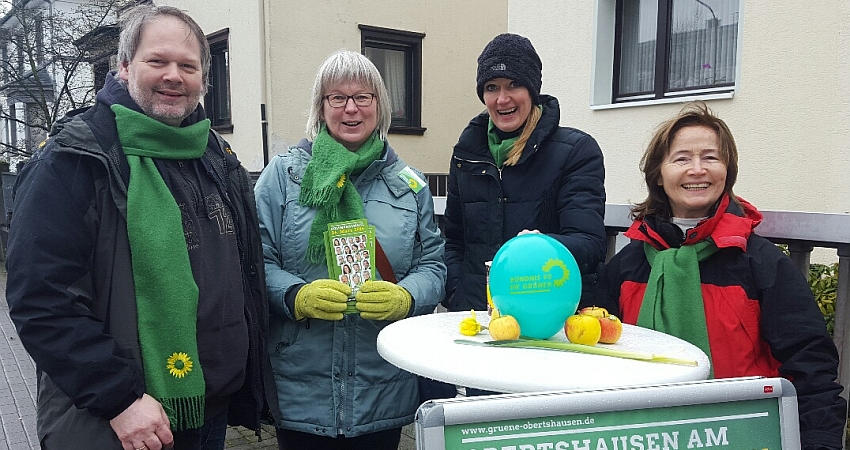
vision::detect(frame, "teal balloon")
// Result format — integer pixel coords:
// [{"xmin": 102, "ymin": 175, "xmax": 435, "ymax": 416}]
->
[{"xmin": 489, "ymin": 234, "xmax": 581, "ymax": 339}]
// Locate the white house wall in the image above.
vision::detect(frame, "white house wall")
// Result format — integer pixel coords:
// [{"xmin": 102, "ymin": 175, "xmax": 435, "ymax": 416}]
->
[
  {"xmin": 158, "ymin": 0, "xmax": 267, "ymax": 171},
  {"xmin": 165, "ymin": 0, "xmax": 507, "ymax": 174},
  {"xmin": 509, "ymin": 0, "xmax": 850, "ymax": 215},
  {"xmin": 264, "ymin": 0, "xmax": 508, "ymax": 174}
]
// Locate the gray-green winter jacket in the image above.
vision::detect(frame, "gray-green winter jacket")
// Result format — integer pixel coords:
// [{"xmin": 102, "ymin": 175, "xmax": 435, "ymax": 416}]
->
[{"xmin": 255, "ymin": 141, "xmax": 446, "ymax": 437}]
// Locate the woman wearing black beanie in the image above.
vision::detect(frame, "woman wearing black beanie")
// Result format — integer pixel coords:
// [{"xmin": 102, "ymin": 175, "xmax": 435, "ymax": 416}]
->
[{"xmin": 442, "ymin": 32, "xmax": 607, "ymax": 317}]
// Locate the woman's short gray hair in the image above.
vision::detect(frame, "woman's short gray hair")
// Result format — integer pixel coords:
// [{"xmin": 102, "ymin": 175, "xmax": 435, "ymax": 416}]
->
[
  {"xmin": 116, "ymin": 4, "xmax": 211, "ymax": 88},
  {"xmin": 306, "ymin": 50, "xmax": 392, "ymax": 141}
]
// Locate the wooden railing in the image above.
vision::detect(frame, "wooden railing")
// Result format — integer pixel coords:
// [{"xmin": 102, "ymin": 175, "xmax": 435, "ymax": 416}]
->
[{"xmin": 433, "ymin": 199, "xmax": 850, "ymax": 399}]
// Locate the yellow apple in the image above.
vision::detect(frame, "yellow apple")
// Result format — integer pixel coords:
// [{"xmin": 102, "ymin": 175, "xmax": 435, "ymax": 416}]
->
[
  {"xmin": 578, "ymin": 306, "xmax": 609, "ymax": 318},
  {"xmin": 564, "ymin": 314, "xmax": 601, "ymax": 346},
  {"xmin": 489, "ymin": 315, "xmax": 521, "ymax": 341},
  {"xmin": 598, "ymin": 315, "xmax": 623, "ymax": 344}
]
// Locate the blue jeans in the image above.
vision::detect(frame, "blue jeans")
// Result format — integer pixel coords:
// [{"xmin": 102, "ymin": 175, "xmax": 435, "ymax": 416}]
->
[{"xmin": 171, "ymin": 411, "xmax": 228, "ymax": 450}]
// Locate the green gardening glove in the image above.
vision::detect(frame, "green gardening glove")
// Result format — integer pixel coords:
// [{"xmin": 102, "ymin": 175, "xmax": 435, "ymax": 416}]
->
[
  {"xmin": 354, "ymin": 280, "xmax": 412, "ymax": 321},
  {"xmin": 294, "ymin": 279, "xmax": 352, "ymax": 321}
]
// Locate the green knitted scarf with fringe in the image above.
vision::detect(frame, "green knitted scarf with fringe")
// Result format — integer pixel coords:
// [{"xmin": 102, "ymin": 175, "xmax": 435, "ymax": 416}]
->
[
  {"xmin": 299, "ymin": 126, "xmax": 384, "ymax": 263},
  {"xmin": 638, "ymin": 239, "xmax": 719, "ymax": 378},
  {"xmin": 112, "ymin": 104, "xmax": 209, "ymax": 431}
]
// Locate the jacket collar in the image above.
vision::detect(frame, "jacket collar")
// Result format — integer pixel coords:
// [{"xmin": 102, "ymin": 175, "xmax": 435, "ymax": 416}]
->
[{"xmin": 625, "ymin": 194, "xmax": 762, "ymax": 251}]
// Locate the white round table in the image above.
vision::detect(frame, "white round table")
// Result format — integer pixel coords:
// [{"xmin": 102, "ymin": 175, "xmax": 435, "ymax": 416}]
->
[{"xmin": 377, "ymin": 311, "xmax": 710, "ymax": 393}]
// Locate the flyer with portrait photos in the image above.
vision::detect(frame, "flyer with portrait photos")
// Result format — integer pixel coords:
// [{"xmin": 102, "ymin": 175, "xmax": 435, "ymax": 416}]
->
[{"xmin": 324, "ymin": 219, "xmax": 377, "ymax": 307}]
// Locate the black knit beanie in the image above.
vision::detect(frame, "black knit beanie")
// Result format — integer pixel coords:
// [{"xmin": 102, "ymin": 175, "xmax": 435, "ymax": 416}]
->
[{"xmin": 476, "ymin": 33, "xmax": 543, "ymax": 105}]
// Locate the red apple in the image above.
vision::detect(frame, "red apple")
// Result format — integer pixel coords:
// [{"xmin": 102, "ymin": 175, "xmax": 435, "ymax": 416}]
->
[
  {"xmin": 578, "ymin": 306, "xmax": 609, "ymax": 319},
  {"xmin": 598, "ymin": 315, "xmax": 623, "ymax": 344}
]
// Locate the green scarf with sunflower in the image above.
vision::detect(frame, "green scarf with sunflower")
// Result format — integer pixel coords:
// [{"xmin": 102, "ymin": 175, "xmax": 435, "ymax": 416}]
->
[
  {"xmin": 299, "ymin": 125, "xmax": 384, "ymax": 263},
  {"xmin": 112, "ymin": 104, "xmax": 208, "ymax": 431}
]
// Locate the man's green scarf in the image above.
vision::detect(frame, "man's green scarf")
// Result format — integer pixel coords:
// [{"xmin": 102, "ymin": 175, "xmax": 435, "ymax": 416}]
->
[
  {"xmin": 638, "ymin": 240, "xmax": 719, "ymax": 378},
  {"xmin": 299, "ymin": 126, "xmax": 384, "ymax": 263},
  {"xmin": 112, "ymin": 104, "xmax": 209, "ymax": 430}
]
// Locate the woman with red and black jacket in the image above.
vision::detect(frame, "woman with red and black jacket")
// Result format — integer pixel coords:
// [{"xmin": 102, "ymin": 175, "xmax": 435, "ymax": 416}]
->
[{"xmin": 596, "ymin": 102, "xmax": 846, "ymax": 450}]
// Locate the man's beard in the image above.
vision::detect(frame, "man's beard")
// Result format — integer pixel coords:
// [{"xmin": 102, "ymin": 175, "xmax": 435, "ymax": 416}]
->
[{"xmin": 128, "ymin": 82, "xmax": 199, "ymax": 126}]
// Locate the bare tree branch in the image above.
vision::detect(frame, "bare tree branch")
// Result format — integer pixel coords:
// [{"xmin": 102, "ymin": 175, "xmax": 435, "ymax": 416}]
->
[{"xmin": 0, "ymin": 0, "xmax": 126, "ymax": 162}]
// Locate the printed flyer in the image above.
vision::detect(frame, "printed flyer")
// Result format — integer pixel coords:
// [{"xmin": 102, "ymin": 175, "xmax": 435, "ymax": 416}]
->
[{"xmin": 324, "ymin": 218, "xmax": 376, "ymax": 298}]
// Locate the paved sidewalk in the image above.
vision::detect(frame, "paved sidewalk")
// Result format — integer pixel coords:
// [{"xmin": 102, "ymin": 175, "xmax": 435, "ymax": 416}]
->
[
  {"xmin": 0, "ymin": 272, "xmax": 38, "ymax": 450},
  {"xmin": 0, "ymin": 269, "xmax": 415, "ymax": 449}
]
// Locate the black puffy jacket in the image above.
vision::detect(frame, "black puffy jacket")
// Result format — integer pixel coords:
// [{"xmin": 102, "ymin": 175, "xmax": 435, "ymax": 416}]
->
[{"xmin": 443, "ymin": 95, "xmax": 606, "ymax": 312}]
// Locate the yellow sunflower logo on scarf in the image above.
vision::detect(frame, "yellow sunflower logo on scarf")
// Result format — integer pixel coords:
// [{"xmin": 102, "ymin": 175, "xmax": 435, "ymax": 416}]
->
[{"xmin": 167, "ymin": 352, "xmax": 194, "ymax": 378}]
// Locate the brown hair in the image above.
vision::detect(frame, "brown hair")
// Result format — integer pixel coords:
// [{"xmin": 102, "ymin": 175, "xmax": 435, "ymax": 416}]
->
[{"xmin": 631, "ymin": 102, "xmax": 739, "ymax": 220}]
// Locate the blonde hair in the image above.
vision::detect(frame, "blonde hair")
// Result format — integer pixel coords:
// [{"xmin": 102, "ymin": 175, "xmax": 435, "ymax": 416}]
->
[
  {"xmin": 503, "ymin": 106, "xmax": 542, "ymax": 166},
  {"xmin": 305, "ymin": 50, "xmax": 392, "ymax": 141}
]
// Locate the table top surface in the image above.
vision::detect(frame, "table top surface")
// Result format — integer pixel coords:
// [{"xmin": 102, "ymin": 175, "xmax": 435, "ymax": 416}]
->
[{"xmin": 377, "ymin": 311, "xmax": 710, "ymax": 393}]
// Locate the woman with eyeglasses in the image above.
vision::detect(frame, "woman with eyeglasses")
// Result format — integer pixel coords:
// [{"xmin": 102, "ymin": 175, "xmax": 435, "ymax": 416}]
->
[{"xmin": 254, "ymin": 50, "xmax": 446, "ymax": 450}]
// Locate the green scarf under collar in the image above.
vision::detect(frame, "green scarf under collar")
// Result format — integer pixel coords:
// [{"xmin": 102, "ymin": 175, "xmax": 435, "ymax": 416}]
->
[
  {"xmin": 487, "ymin": 119, "xmax": 518, "ymax": 168},
  {"xmin": 112, "ymin": 104, "xmax": 210, "ymax": 430},
  {"xmin": 638, "ymin": 239, "xmax": 719, "ymax": 378},
  {"xmin": 299, "ymin": 126, "xmax": 385, "ymax": 263}
]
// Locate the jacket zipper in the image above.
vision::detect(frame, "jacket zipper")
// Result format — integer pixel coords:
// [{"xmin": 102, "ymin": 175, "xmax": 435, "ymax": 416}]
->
[
  {"xmin": 207, "ymin": 151, "xmax": 266, "ymax": 434},
  {"xmin": 639, "ymin": 222, "xmax": 668, "ymax": 250},
  {"xmin": 338, "ymin": 317, "xmax": 348, "ymax": 434},
  {"xmin": 453, "ymin": 155, "xmax": 503, "ymax": 180}
]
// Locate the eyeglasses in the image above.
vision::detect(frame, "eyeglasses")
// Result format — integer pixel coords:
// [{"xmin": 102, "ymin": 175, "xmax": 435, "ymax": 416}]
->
[{"xmin": 324, "ymin": 93, "xmax": 376, "ymax": 108}]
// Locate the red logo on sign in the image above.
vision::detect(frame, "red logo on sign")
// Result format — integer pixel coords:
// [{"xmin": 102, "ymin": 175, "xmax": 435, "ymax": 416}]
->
[{"xmin": 764, "ymin": 386, "xmax": 774, "ymax": 393}]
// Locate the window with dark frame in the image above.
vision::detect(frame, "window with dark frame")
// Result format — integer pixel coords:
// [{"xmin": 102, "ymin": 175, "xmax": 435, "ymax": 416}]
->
[
  {"xmin": 359, "ymin": 25, "xmax": 425, "ymax": 135},
  {"xmin": 205, "ymin": 28, "xmax": 232, "ymax": 133},
  {"xmin": 614, "ymin": 0, "xmax": 739, "ymax": 103}
]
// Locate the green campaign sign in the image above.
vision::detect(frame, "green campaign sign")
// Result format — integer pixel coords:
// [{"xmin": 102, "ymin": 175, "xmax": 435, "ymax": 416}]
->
[{"xmin": 444, "ymin": 397, "xmax": 781, "ymax": 450}]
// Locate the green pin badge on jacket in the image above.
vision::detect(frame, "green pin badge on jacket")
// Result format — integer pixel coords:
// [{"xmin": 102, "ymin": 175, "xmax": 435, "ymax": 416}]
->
[{"xmin": 398, "ymin": 166, "xmax": 426, "ymax": 193}]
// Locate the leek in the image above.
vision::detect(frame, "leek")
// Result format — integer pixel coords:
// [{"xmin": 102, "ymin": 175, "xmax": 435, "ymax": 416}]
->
[{"xmin": 454, "ymin": 339, "xmax": 698, "ymax": 367}]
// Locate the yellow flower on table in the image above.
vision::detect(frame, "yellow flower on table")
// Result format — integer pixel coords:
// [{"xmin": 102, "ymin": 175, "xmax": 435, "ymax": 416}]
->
[{"xmin": 459, "ymin": 310, "xmax": 485, "ymax": 336}]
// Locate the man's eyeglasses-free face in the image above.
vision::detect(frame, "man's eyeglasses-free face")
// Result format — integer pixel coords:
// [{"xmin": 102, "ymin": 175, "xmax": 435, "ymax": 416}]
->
[{"xmin": 324, "ymin": 93, "xmax": 376, "ymax": 108}]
